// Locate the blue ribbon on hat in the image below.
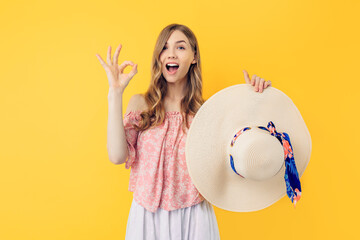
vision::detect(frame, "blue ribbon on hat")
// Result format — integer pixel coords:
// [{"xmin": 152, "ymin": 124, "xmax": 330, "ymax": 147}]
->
[{"xmin": 230, "ymin": 121, "xmax": 302, "ymax": 208}]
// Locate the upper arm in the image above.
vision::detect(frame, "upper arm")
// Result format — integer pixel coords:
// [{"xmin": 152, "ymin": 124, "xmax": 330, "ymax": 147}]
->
[{"xmin": 125, "ymin": 94, "xmax": 147, "ymax": 115}]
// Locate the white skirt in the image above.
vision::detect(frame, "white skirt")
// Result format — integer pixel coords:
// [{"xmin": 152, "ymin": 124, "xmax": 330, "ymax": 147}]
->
[{"xmin": 125, "ymin": 198, "xmax": 220, "ymax": 240}]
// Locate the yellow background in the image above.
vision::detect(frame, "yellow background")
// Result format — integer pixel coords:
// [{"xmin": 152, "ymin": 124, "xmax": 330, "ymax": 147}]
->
[{"xmin": 1, "ymin": 0, "xmax": 359, "ymax": 239}]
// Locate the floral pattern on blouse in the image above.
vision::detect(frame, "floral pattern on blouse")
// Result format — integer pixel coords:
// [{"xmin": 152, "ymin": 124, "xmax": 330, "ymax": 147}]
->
[{"xmin": 123, "ymin": 110, "xmax": 204, "ymax": 212}]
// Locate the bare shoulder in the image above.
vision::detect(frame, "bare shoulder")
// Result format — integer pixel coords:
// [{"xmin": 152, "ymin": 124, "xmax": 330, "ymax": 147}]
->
[{"xmin": 125, "ymin": 94, "xmax": 148, "ymax": 114}]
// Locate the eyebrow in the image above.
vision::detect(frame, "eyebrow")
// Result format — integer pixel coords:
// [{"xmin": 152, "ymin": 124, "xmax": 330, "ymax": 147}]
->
[{"xmin": 165, "ymin": 40, "xmax": 187, "ymax": 45}]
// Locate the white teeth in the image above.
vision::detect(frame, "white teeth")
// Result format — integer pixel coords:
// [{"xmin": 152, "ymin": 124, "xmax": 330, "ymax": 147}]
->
[{"xmin": 167, "ymin": 63, "xmax": 179, "ymax": 67}]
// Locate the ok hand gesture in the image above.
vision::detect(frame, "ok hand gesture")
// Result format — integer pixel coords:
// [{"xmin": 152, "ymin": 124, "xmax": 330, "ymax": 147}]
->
[
  {"xmin": 96, "ymin": 44, "xmax": 138, "ymax": 93},
  {"xmin": 243, "ymin": 70, "xmax": 272, "ymax": 93}
]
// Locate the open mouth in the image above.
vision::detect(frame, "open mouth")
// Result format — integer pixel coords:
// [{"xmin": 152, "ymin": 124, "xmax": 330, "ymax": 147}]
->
[{"xmin": 166, "ymin": 63, "xmax": 179, "ymax": 74}]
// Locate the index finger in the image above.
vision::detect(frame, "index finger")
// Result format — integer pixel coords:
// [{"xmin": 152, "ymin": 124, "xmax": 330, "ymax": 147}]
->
[{"xmin": 118, "ymin": 60, "xmax": 135, "ymax": 73}]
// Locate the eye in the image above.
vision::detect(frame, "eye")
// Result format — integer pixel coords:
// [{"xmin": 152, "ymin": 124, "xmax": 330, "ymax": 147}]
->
[{"xmin": 162, "ymin": 46, "xmax": 185, "ymax": 50}]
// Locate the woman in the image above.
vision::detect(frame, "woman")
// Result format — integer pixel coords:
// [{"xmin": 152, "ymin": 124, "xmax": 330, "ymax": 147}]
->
[{"xmin": 96, "ymin": 23, "xmax": 271, "ymax": 240}]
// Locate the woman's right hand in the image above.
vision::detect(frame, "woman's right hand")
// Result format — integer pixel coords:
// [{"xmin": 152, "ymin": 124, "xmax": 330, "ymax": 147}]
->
[{"xmin": 96, "ymin": 44, "xmax": 138, "ymax": 92}]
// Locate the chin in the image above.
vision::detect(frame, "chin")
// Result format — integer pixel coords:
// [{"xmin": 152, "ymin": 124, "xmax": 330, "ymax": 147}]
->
[
  {"xmin": 162, "ymin": 73, "xmax": 186, "ymax": 84},
  {"xmin": 162, "ymin": 74, "xmax": 175, "ymax": 83}
]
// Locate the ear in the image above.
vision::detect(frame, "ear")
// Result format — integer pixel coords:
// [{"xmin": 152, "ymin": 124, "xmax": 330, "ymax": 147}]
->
[{"xmin": 191, "ymin": 58, "xmax": 197, "ymax": 64}]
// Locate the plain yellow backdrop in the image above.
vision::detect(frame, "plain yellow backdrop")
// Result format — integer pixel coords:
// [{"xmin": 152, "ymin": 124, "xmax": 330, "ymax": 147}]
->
[{"xmin": 1, "ymin": 0, "xmax": 359, "ymax": 239}]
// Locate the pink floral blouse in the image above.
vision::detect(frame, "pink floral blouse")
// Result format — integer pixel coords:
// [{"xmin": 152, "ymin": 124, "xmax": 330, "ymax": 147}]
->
[{"xmin": 123, "ymin": 110, "xmax": 205, "ymax": 213}]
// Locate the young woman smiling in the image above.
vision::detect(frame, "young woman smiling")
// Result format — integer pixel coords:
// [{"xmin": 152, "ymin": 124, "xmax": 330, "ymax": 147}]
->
[{"xmin": 96, "ymin": 23, "xmax": 271, "ymax": 240}]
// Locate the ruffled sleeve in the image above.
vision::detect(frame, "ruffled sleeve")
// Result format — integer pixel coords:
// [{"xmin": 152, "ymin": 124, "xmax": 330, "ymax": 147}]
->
[{"xmin": 123, "ymin": 110, "xmax": 142, "ymax": 169}]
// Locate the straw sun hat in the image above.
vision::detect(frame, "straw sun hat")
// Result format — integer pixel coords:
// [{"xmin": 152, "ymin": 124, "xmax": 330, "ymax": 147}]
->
[{"xmin": 185, "ymin": 84, "xmax": 312, "ymax": 212}]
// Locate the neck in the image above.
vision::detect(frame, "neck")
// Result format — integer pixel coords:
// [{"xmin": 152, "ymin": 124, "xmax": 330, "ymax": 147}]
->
[
  {"xmin": 163, "ymin": 77, "xmax": 187, "ymax": 112},
  {"xmin": 165, "ymin": 78, "xmax": 187, "ymax": 101}
]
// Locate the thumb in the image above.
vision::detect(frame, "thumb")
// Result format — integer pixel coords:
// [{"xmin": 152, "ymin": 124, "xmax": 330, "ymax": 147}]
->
[
  {"xmin": 128, "ymin": 64, "xmax": 138, "ymax": 79},
  {"xmin": 243, "ymin": 70, "xmax": 250, "ymax": 84}
]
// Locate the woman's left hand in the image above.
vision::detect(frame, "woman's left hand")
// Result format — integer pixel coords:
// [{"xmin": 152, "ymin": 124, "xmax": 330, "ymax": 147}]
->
[{"xmin": 243, "ymin": 70, "xmax": 272, "ymax": 93}]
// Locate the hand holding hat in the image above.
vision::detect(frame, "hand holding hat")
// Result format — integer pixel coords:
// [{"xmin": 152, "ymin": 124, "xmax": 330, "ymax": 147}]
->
[{"xmin": 243, "ymin": 69, "xmax": 272, "ymax": 93}]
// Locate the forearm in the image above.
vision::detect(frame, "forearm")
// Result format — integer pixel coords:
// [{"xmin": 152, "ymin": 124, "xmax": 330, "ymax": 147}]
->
[{"xmin": 107, "ymin": 87, "xmax": 129, "ymax": 164}]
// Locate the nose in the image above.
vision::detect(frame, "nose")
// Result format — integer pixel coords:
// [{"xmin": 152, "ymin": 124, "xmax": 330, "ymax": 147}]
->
[{"xmin": 167, "ymin": 48, "xmax": 177, "ymax": 59}]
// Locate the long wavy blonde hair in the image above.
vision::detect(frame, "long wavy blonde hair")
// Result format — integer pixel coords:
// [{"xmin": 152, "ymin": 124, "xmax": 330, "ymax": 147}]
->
[{"xmin": 134, "ymin": 23, "xmax": 204, "ymax": 132}]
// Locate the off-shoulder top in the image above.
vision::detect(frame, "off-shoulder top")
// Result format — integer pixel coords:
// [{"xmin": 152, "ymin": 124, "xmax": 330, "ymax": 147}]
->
[{"xmin": 123, "ymin": 110, "xmax": 205, "ymax": 213}]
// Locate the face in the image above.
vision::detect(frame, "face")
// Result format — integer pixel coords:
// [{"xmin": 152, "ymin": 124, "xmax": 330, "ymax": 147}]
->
[{"xmin": 159, "ymin": 30, "xmax": 196, "ymax": 83}]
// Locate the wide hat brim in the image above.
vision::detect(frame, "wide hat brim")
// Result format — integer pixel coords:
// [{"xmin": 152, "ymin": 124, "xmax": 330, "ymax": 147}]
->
[{"xmin": 185, "ymin": 84, "xmax": 312, "ymax": 212}]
